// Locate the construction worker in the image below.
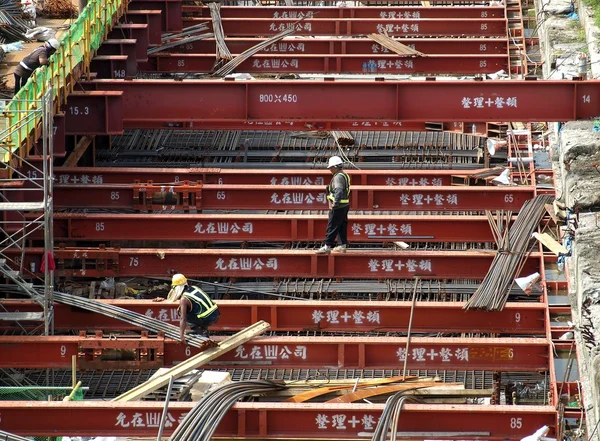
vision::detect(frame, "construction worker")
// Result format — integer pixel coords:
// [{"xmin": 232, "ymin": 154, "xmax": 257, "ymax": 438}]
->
[
  {"xmin": 316, "ymin": 155, "xmax": 351, "ymax": 254},
  {"xmin": 154, "ymin": 274, "xmax": 220, "ymax": 340},
  {"xmin": 13, "ymin": 39, "xmax": 60, "ymax": 95}
]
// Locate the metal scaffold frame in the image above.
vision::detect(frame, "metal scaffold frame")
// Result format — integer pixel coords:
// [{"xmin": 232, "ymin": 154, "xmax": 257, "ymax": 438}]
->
[{"xmin": 0, "ymin": 88, "xmax": 55, "ymax": 336}]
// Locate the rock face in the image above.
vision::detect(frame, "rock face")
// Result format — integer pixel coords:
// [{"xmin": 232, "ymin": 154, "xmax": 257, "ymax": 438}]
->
[{"xmin": 556, "ymin": 121, "xmax": 600, "ymax": 210}]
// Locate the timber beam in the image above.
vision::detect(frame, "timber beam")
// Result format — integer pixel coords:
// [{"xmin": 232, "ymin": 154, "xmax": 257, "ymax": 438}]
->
[
  {"xmin": 77, "ymin": 79, "xmax": 600, "ymax": 128},
  {"xmin": 0, "ymin": 335, "xmax": 550, "ymax": 371},
  {"xmin": 4, "ymin": 248, "xmax": 542, "ymax": 279},
  {"xmin": 149, "ymin": 53, "xmax": 509, "ymax": 75},
  {"xmin": 1, "ymin": 300, "xmax": 547, "ymax": 334},
  {"xmin": 46, "ymin": 184, "xmax": 534, "ymax": 211},
  {"xmin": 46, "ymin": 213, "xmax": 498, "ymax": 242},
  {"xmin": 0, "ymin": 401, "xmax": 557, "ymax": 440}
]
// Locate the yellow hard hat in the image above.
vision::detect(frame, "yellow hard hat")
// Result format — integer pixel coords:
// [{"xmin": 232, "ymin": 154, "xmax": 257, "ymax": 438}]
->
[{"xmin": 171, "ymin": 273, "xmax": 187, "ymax": 287}]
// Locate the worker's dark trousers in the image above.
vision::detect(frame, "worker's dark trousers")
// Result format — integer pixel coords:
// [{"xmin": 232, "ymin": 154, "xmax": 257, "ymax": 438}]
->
[
  {"xmin": 14, "ymin": 74, "xmax": 29, "ymax": 95},
  {"xmin": 324, "ymin": 205, "xmax": 350, "ymax": 247},
  {"xmin": 189, "ymin": 309, "xmax": 220, "ymax": 337}
]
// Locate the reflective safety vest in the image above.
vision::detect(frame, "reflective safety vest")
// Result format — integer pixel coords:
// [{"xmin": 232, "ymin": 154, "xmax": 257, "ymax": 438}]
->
[
  {"xmin": 326, "ymin": 171, "xmax": 351, "ymax": 205},
  {"xmin": 183, "ymin": 286, "xmax": 218, "ymax": 319}
]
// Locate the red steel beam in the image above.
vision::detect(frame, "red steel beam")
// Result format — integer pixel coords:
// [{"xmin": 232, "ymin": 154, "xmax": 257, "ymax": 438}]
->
[
  {"xmin": 47, "ymin": 184, "xmax": 534, "ymax": 211},
  {"xmin": 150, "ymin": 53, "xmax": 508, "ymax": 75},
  {"xmin": 79, "ymin": 79, "xmax": 600, "ymax": 125},
  {"xmin": 9, "ymin": 248, "xmax": 541, "ymax": 279},
  {"xmin": 183, "ymin": 6, "xmax": 505, "ymax": 19},
  {"xmin": 0, "ymin": 401, "xmax": 557, "ymax": 440},
  {"xmin": 168, "ymin": 37, "xmax": 509, "ymax": 56},
  {"xmin": 0, "ymin": 335, "xmax": 550, "ymax": 370},
  {"xmin": 50, "ymin": 167, "xmax": 493, "ymax": 186},
  {"xmin": 47, "ymin": 213, "xmax": 498, "ymax": 242},
  {"xmin": 2, "ymin": 300, "xmax": 546, "ymax": 334},
  {"xmin": 183, "ymin": 18, "xmax": 507, "ymax": 37}
]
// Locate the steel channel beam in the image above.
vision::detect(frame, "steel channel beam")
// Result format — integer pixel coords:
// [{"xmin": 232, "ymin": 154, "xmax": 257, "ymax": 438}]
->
[
  {"xmin": 169, "ymin": 37, "xmax": 509, "ymax": 56},
  {"xmin": 0, "ymin": 335, "xmax": 550, "ymax": 370},
  {"xmin": 7, "ymin": 248, "xmax": 541, "ymax": 279},
  {"xmin": 47, "ymin": 213, "xmax": 497, "ymax": 242},
  {"xmin": 47, "ymin": 184, "xmax": 534, "ymax": 211},
  {"xmin": 2, "ymin": 300, "xmax": 546, "ymax": 334},
  {"xmin": 78, "ymin": 79, "xmax": 600, "ymax": 124},
  {"xmin": 0, "ymin": 401, "xmax": 556, "ymax": 440},
  {"xmin": 182, "ymin": 18, "xmax": 507, "ymax": 37},
  {"xmin": 50, "ymin": 167, "xmax": 491, "ymax": 186},
  {"xmin": 183, "ymin": 6, "xmax": 505, "ymax": 19},
  {"xmin": 150, "ymin": 53, "xmax": 508, "ymax": 75}
]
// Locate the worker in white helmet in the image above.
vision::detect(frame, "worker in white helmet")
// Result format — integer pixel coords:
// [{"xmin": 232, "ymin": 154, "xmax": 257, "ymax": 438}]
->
[
  {"xmin": 13, "ymin": 38, "xmax": 60, "ymax": 95},
  {"xmin": 316, "ymin": 155, "xmax": 351, "ymax": 254},
  {"xmin": 154, "ymin": 274, "xmax": 220, "ymax": 341}
]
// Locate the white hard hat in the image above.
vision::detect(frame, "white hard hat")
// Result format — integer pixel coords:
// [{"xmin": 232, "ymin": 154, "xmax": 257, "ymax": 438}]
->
[
  {"xmin": 327, "ymin": 156, "xmax": 343, "ymax": 168},
  {"xmin": 46, "ymin": 39, "xmax": 60, "ymax": 50}
]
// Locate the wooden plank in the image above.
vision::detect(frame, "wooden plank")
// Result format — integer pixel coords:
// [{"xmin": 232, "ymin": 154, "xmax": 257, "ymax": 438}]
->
[
  {"xmin": 63, "ymin": 136, "xmax": 93, "ymax": 167},
  {"xmin": 532, "ymin": 232, "xmax": 568, "ymax": 256},
  {"xmin": 112, "ymin": 320, "xmax": 270, "ymax": 401}
]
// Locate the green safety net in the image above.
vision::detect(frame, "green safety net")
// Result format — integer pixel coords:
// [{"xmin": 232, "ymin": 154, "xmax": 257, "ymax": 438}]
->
[
  {"xmin": 0, "ymin": 386, "xmax": 85, "ymax": 401},
  {"xmin": 1, "ymin": 0, "xmax": 127, "ymax": 164}
]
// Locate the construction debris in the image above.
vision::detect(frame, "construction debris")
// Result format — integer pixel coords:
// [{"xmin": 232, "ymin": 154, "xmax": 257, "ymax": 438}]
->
[
  {"xmin": 36, "ymin": 0, "xmax": 77, "ymax": 19},
  {"xmin": 368, "ymin": 33, "xmax": 426, "ymax": 57},
  {"xmin": 112, "ymin": 320, "xmax": 270, "ymax": 401}
]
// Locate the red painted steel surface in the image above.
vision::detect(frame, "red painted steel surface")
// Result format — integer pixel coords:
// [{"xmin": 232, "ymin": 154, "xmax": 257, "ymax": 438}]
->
[
  {"xmin": 51, "ymin": 167, "xmax": 486, "ymax": 186},
  {"xmin": 151, "ymin": 53, "xmax": 508, "ymax": 75},
  {"xmin": 64, "ymin": 91, "xmax": 124, "ymax": 135},
  {"xmin": 79, "ymin": 79, "xmax": 600, "ymax": 125},
  {"xmin": 169, "ymin": 37, "xmax": 509, "ymax": 55},
  {"xmin": 48, "ymin": 184, "xmax": 534, "ymax": 211},
  {"xmin": 48, "ymin": 213, "xmax": 496, "ymax": 242},
  {"xmin": 182, "ymin": 18, "xmax": 507, "ymax": 37},
  {"xmin": 2, "ymin": 300, "xmax": 546, "ymax": 334},
  {"xmin": 0, "ymin": 335, "xmax": 550, "ymax": 370},
  {"xmin": 7, "ymin": 248, "xmax": 541, "ymax": 279},
  {"xmin": 183, "ymin": 6, "xmax": 506, "ymax": 19},
  {"xmin": 0, "ymin": 401, "xmax": 557, "ymax": 439}
]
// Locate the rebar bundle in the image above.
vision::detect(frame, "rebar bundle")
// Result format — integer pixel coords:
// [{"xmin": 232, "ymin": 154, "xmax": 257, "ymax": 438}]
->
[
  {"xmin": 0, "ymin": 0, "xmax": 31, "ymax": 43},
  {"xmin": 37, "ymin": 0, "xmax": 77, "ymax": 18},
  {"xmin": 370, "ymin": 394, "xmax": 419, "ymax": 441},
  {"xmin": 207, "ymin": 2, "xmax": 232, "ymax": 67},
  {"xmin": 463, "ymin": 194, "xmax": 553, "ymax": 312},
  {"xmin": 331, "ymin": 131, "xmax": 355, "ymax": 147},
  {"xmin": 212, "ymin": 27, "xmax": 295, "ymax": 77},
  {"xmin": 168, "ymin": 380, "xmax": 285, "ymax": 441},
  {"xmin": 46, "ymin": 290, "xmax": 212, "ymax": 348}
]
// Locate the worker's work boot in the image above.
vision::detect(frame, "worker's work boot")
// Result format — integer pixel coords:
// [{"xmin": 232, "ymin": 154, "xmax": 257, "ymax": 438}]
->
[
  {"xmin": 315, "ymin": 245, "xmax": 331, "ymax": 254},
  {"xmin": 333, "ymin": 244, "xmax": 347, "ymax": 253}
]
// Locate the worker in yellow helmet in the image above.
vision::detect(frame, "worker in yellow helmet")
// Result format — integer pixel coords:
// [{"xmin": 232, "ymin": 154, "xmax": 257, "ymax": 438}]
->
[{"xmin": 154, "ymin": 274, "xmax": 220, "ymax": 341}]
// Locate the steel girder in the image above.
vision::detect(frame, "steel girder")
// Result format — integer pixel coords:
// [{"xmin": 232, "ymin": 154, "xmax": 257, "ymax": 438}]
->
[
  {"xmin": 4, "ymin": 248, "xmax": 541, "ymax": 279},
  {"xmin": 74, "ymin": 80, "xmax": 600, "ymax": 130},
  {"xmin": 0, "ymin": 401, "xmax": 557, "ymax": 440},
  {"xmin": 46, "ymin": 213, "xmax": 498, "ymax": 242},
  {"xmin": 1, "ymin": 300, "xmax": 546, "ymax": 334},
  {"xmin": 0, "ymin": 334, "xmax": 550, "ymax": 371},
  {"xmin": 45, "ymin": 184, "xmax": 534, "ymax": 211}
]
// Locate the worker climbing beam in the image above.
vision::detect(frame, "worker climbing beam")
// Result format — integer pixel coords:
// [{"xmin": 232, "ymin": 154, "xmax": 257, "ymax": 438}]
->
[
  {"xmin": 183, "ymin": 6, "xmax": 506, "ymax": 19},
  {"xmin": 49, "ymin": 167, "xmax": 496, "ymax": 186},
  {"xmin": 45, "ymin": 213, "xmax": 499, "ymax": 242},
  {"xmin": 6, "ymin": 248, "xmax": 542, "ymax": 279},
  {"xmin": 45, "ymin": 184, "xmax": 534, "ymax": 211},
  {"xmin": 78, "ymin": 79, "xmax": 600, "ymax": 126},
  {"xmin": 0, "ymin": 335, "xmax": 550, "ymax": 370},
  {"xmin": 149, "ymin": 53, "xmax": 508, "ymax": 75},
  {"xmin": 2, "ymin": 300, "xmax": 547, "ymax": 334},
  {"xmin": 170, "ymin": 37, "xmax": 510, "ymax": 56},
  {"xmin": 0, "ymin": 401, "xmax": 556, "ymax": 439},
  {"xmin": 182, "ymin": 18, "xmax": 507, "ymax": 37}
]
